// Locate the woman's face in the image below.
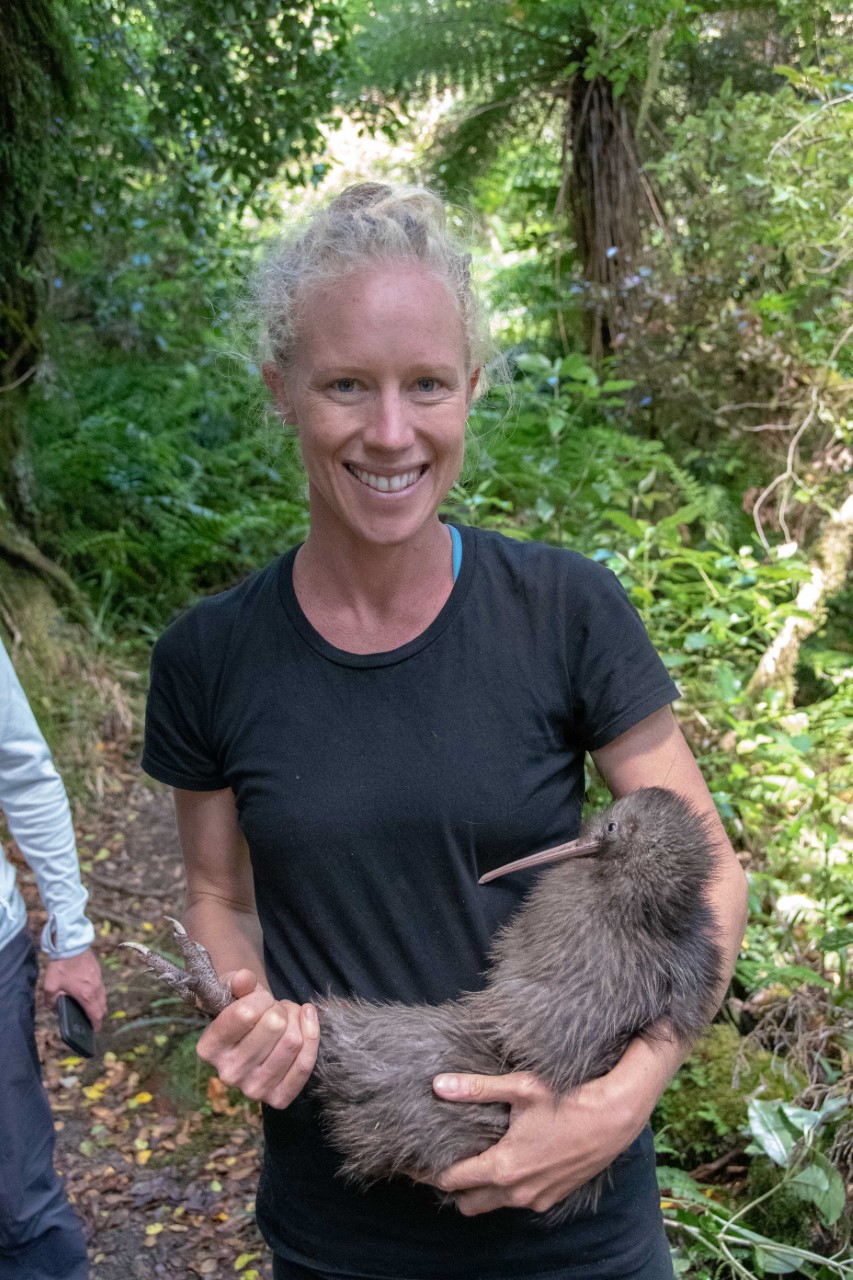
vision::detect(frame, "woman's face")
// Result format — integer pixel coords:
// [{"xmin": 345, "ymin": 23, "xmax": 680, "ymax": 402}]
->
[{"xmin": 264, "ymin": 264, "xmax": 478, "ymax": 552}]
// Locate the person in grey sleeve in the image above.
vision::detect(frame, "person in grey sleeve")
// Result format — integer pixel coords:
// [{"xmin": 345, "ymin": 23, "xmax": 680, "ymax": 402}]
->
[{"xmin": 0, "ymin": 638, "xmax": 106, "ymax": 1280}]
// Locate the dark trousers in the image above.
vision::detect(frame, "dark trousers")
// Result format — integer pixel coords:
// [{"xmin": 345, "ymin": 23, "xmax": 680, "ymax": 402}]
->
[
  {"xmin": 0, "ymin": 929, "xmax": 88, "ymax": 1280},
  {"xmin": 272, "ymin": 1229, "xmax": 674, "ymax": 1279}
]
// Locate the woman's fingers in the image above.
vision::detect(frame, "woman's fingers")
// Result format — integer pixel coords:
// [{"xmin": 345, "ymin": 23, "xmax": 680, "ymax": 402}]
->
[
  {"xmin": 432, "ymin": 1070, "xmax": 546, "ymax": 1106},
  {"xmin": 196, "ymin": 979, "xmax": 273, "ymax": 1060},
  {"xmin": 428, "ymin": 1070, "xmax": 644, "ymax": 1217},
  {"xmin": 226, "ymin": 968, "xmax": 261, "ymax": 1000},
  {"xmin": 197, "ymin": 985, "xmax": 320, "ymax": 1108},
  {"xmin": 262, "ymin": 1004, "xmax": 321, "ymax": 1109}
]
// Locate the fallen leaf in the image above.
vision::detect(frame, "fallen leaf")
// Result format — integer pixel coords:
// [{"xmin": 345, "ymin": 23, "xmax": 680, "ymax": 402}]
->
[{"xmin": 207, "ymin": 1076, "xmax": 234, "ymax": 1115}]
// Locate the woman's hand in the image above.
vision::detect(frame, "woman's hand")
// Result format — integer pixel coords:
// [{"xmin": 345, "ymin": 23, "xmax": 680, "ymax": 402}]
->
[
  {"xmin": 427, "ymin": 1068, "xmax": 648, "ymax": 1216},
  {"xmin": 197, "ymin": 969, "xmax": 320, "ymax": 1109}
]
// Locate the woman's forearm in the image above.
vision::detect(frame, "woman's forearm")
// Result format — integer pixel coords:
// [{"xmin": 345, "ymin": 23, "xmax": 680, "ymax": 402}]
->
[
  {"xmin": 184, "ymin": 892, "xmax": 267, "ymax": 990},
  {"xmin": 611, "ymin": 847, "xmax": 748, "ymax": 1119},
  {"xmin": 172, "ymin": 787, "xmax": 267, "ymax": 988}
]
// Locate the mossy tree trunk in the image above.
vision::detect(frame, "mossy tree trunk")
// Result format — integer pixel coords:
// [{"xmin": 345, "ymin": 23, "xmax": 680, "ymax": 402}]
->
[{"xmin": 0, "ymin": 0, "xmax": 78, "ymax": 608}]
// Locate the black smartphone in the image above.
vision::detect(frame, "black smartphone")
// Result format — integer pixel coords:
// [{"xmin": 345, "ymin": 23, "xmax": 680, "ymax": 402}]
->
[{"xmin": 56, "ymin": 994, "xmax": 96, "ymax": 1058}]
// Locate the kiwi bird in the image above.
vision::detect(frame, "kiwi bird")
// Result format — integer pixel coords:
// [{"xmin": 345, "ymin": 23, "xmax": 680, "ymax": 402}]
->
[
  {"xmin": 313, "ymin": 787, "xmax": 724, "ymax": 1222},
  {"xmin": 127, "ymin": 787, "xmax": 723, "ymax": 1224}
]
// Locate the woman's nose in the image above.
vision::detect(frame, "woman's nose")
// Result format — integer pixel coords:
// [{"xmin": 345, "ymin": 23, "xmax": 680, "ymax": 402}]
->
[{"xmin": 363, "ymin": 390, "xmax": 415, "ymax": 451}]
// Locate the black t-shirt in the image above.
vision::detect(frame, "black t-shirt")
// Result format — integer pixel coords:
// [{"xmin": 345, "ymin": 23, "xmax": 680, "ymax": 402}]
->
[{"xmin": 143, "ymin": 525, "xmax": 679, "ymax": 1279}]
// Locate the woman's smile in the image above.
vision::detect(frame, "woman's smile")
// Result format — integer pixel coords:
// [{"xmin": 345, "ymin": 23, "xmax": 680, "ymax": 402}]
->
[{"xmin": 345, "ymin": 463, "xmax": 429, "ymax": 494}]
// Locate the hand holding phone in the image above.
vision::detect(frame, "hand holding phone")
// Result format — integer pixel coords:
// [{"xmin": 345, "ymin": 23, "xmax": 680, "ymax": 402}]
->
[{"xmin": 57, "ymin": 993, "xmax": 96, "ymax": 1058}]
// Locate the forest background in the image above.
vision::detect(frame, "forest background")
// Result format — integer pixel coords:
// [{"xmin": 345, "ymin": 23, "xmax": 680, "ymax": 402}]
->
[{"xmin": 1, "ymin": 2, "xmax": 852, "ymax": 1277}]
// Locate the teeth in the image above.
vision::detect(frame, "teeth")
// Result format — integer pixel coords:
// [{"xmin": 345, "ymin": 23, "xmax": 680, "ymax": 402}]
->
[{"xmin": 349, "ymin": 466, "xmax": 422, "ymax": 493}]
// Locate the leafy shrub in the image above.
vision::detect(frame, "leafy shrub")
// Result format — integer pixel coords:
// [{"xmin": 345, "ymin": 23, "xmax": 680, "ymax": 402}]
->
[
  {"xmin": 654, "ymin": 1025, "xmax": 805, "ymax": 1167},
  {"xmin": 28, "ymin": 342, "xmax": 308, "ymax": 633}
]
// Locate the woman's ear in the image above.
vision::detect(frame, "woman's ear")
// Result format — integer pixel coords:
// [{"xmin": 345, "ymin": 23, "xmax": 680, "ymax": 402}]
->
[
  {"xmin": 262, "ymin": 361, "xmax": 293, "ymax": 421},
  {"xmin": 467, "ymin": 367, "xmax": 482, "ymax": 406}
]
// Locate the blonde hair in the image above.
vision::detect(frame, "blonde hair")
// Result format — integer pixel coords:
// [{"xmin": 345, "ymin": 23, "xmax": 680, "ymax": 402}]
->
[{"xmin": 256, "ymin": 183, "xmax": 498, "ymax": 396}]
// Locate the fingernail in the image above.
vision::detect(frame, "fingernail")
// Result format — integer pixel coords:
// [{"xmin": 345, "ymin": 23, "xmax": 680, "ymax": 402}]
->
[
  {"xmin": 434, "ymin": 1074, "xmax": 459, "ymax": 1094},
  {"xmin": 303, "ymin": 1004, "xmax": 319, "ymax": 1035}
]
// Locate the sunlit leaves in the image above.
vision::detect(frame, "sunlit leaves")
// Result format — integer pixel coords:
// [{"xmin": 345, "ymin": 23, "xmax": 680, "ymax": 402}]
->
[{"xmin": 50, "ymin": 0, "xmax": 350, "ymax": 243}]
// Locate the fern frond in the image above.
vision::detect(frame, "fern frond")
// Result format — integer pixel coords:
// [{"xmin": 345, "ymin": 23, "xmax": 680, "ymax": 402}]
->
[
  {"xmin": 350, "ymin": 0, "xmax": 579, "ymax": 103},
  {"xmin": 427, "ymin": 94, "xmax": 541, "ymax": 192}
]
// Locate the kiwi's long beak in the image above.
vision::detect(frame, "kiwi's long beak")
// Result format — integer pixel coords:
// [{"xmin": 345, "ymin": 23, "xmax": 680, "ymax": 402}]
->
[{"xmin": 478, "ymin": 835, "xmax": 600, "ymax": 885}]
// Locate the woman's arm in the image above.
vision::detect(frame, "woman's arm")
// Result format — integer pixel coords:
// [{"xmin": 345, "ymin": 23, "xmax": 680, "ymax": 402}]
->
[
  {"xmin": 176, "ymin": 787, "xmax": 266, "ymax": 982},
  {"xmin": 174, "ymin": 787, "xmax": 319, "ymax": 1108},
  {"xmin": 589, "ymin": 705, "xmax": 748, "ymax": 1116},
  {"xmin": 430, "ymin": 707, "xmax": 748, "ymax": 1216}
]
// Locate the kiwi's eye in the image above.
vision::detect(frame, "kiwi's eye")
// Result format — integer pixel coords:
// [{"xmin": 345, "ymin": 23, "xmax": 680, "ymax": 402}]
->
[{"xmin": 607, "ymin": 821, "xmax": 618, "ymax": 834}]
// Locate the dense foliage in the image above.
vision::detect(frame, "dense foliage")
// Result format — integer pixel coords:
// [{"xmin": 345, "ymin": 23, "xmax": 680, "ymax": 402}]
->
[{"xmin": 3, "ymin": 2, "xmax": 852, "ymax": 1275}]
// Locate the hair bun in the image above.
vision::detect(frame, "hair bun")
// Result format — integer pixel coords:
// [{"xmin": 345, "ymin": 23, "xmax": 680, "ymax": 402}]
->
[{"xmin": 328, "ymin": 182, "xmax": 394, "ymax": 215}]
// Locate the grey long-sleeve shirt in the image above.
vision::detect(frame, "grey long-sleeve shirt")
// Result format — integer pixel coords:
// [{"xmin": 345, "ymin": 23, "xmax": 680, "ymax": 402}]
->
[{"xmin": 0, "ymin": 641, "xmax": 94, "ymax": 958}]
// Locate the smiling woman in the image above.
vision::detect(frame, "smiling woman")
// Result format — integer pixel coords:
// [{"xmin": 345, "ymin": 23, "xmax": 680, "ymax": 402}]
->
[
  {"xmin": 252, "ymin": 186, "xmax": 495, "ymax": 651},
  {"xmin": 262, "ymin": 264, "xmax": 476, "ymax": 572},
  {"xmin": 141, "ymin": 183, "xmax": 747, "ymax": 1280}
]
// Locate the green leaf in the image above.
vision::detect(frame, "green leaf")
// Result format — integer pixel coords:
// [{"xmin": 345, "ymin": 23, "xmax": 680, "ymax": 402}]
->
[
  {"xmin": 753, "ymin": 1244, "xmax": 801, "ymax": 1274},
  {"xmin": 656, "ymin": 1166, "xmax": 705, "ymax": 1199},
  {"xmin": 746, "ymin": 1098, "xmax": 796, "ymax": 1166},
  {"xmin": 559, "ymin": 353, "xmax": 597, "ymax": 383},
  {"xmin": 683, "ymin": 632, "xmax": 712, "ymax": 651},
  {"xmin": 603, "ymin": 510, "xmax": 644, "ymax": 538},
  {"xmin": 788, "ymin": 1153, "xmax": 846, "ymax": 1225},
  {"xmin": 656, "ymin": 503, "xmax": 701, "ymax": 532},
  {"xmin": 779, "ymin": 1103, "xmax": 824, "ymax": 1136},
  {"xmin": 515, "ymin": 353, "xmax": 554, "ymax": 376},
  {"xmin": 816, "ymin": 926, "xmax": 853, "ymax": 953},
  {"xmin": 714, "ymin": 663, "xmax": 741, "ymax": 703}
]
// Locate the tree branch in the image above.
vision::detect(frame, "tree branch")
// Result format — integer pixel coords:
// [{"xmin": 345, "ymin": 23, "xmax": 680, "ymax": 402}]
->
[{"xmin": 746, "ymin": 489, "xmax": 853, "ymax": 705}]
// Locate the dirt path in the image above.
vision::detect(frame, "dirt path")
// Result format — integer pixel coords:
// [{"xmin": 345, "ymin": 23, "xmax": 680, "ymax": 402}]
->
[{"xmin": 23, "ymin": 749, "xmax": 273, "ymax": 1280}]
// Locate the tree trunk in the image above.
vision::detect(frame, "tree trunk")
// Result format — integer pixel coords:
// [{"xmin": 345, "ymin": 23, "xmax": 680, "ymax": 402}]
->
[
  {"xmin": 563, "ymin": 74, "xmax": 643, "ymax": 359},
  {"xmin": 0, "ymin": 2, "xmax": 80, "ymax": 611},
  {"xmin": 746, "ymin": 489, "xmax": 853, "ymax": 706}
]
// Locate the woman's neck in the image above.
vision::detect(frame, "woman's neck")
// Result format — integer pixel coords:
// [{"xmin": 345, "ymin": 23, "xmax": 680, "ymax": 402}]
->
[{"xmin": 292, "ymin": 519, "xmax": 455, "ymax": 654}]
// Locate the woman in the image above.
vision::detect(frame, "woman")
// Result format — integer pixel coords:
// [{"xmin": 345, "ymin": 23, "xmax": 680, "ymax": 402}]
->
[{"xmin": 142, "ymin": 183, "xmax": 748, "ymax": 1279}]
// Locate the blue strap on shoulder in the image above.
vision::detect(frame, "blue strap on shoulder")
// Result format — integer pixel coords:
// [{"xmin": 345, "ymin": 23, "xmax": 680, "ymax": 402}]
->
[{"xmin": 449, "ymin": 524, "xmax": 462, "ymax": 584}]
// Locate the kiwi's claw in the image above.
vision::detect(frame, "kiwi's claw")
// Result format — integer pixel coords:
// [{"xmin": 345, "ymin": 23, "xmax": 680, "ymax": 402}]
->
[{"xmin": 121, "ymin": 919, "xmax": 233, "ymax": 1017}]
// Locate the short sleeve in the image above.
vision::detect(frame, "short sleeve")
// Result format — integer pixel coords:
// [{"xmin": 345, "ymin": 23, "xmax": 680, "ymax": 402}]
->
[
  {"xmin": 566, "ymin": 560, "xmax": 680, "ymax": 752},
  {"xmin": 142, "ymin": 613, "xmax": 227, "ymax": 791}
]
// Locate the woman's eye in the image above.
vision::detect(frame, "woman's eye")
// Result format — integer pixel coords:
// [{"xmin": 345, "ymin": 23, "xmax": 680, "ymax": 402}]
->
[
  {"xmin": 333, "ymin": 378, "xmax": 358, "ymax": 394},
  {"xmin": 416, "ymin": 377, "xmax": 438, "ymax": 393}
]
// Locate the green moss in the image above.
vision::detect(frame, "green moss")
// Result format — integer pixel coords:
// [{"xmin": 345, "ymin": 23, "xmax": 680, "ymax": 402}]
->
[
  {"xmin": 654, "ymin": 1023, "xmax": 805, "ymax": 1165},
  {"xmin": 743, "ymin": 1156, "xmax": 819, "ymax": 1251},
  {"xmin": 158, "ymin": 1031, "xmax": 216, "ymax": 1111}
]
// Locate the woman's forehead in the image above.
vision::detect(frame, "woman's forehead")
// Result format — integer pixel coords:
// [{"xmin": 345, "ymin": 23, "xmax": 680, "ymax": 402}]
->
[{"xmin": 292, "ymin": 263, "xmax": 468, "ymax": 364}]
